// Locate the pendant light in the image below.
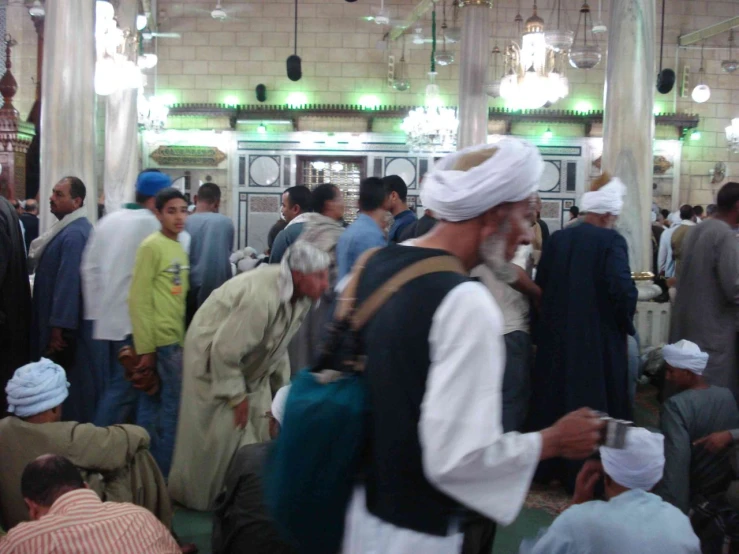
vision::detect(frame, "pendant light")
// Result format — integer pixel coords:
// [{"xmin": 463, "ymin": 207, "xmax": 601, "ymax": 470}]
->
[
  {"xmin": 569, "ymin": 2, "xmax": 601, "ymax": 69},
  {"xmin": 393, "ymin": 36, "xmax": 411, "ymax": 91},
  {"xmin": 435, "ymin": 1, "xmax": 454, "ymax": 66},
  {"xmin": 691, "ymin": 42, "xmax": 710, "ymax": 103},
  {"xmin": 544, "ymin": 0, "xmax": 573, "ymax": 53},
  {"xmin": 722, "ymin": 30, "xmax": 737, "ymax": 74},
  {"xmin": 655, "ymin": 0, "xmax": 675, "ymax": 94},
  {"xmin": 591, "ymin": 0, "xmax": 607, "ymax": 34},
  {"xmin": 286, "ymin": 0, "xmax": 302, "ymax": 81}
]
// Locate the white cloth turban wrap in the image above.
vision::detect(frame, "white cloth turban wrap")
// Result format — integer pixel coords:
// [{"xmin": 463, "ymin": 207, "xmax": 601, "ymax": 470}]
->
[
  {"xmin": 600, "ymin": 427, "xmax": 665, "ymax": 491},
  {"xmin": 278, "ymin": 242, "xmax": 331, "ymax": 302},
  {"xmin": 272, "ymin": 385, "xmax": 291, "ymax": 426},
  {"xmin": 580, "ymin": 177, "xmax": 627, "ymax": 215},
  {"xmin": 662, "ymin": 340, "xmax": 709, "ymax": 375},
  {"xmin": 420, "ymin": 138, "xmax": 544, "ymax": 222},
  {"xmin": 6, "ymin": 358, "xmax": 70, "ymax": 418}
]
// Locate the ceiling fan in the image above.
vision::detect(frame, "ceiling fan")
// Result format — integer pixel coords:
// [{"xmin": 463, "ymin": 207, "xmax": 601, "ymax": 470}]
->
[
  {"xmin": 141, "ymin": 27, "xmax": 181, "ymax": 41},
  {"xmin": 360, "ymin": 0, "xmax": 406, "ymax": 28},
  {"xmin": 183, "ymin": 1, "xmax": 252, "ymax": 21}
]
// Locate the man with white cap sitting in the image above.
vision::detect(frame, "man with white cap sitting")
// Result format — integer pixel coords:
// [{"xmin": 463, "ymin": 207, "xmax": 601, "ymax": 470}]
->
[
  {"xmin": 655, "ymin": 340, "xmax": 739, "ymax": 514},
  {"xmin": 341, "ymin": 139, "xmax": 604, "ymax": 554},
  {"xmin": 0, "ymin": 359, "xmax": 172, "ymax": 531},
  {"xmin": 212, "ymin": 385, "xmax": 296, "ymax": 554},
  {"xmin": 528, "ymin": 172, "xmax": 638, "ymax": 492},
  {"xmin": 522, "ymin": 427, "xmax": 701, "ymax": 554}
]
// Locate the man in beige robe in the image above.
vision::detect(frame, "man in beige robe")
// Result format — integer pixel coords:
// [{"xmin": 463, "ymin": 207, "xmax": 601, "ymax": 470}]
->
[
  {"xmin": 168, "ymin": 243, "xmax": 331, "ymax": 510},
  {"xmin": 0, "ymin": 359, "xmax": 171, "ymax": 531}
]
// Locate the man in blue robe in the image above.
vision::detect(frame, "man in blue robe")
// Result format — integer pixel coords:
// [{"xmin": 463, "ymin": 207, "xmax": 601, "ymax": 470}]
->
[
  {"xmin": 528, "ymin": 175, "xmax": 638, "ymax": 492},
  {"xmin": 28, "ymin": 177, "xmax": 104, "ymax": 423}
]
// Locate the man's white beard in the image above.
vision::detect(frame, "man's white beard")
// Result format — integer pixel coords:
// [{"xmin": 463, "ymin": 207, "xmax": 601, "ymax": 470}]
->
[{"xmin": 480, "ymin": 232, "xmax": 518, "ymax": 284}]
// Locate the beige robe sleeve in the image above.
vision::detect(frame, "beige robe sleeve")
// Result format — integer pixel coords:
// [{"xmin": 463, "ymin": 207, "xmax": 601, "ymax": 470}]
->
[
  {"xmin": 269, "ymin": 353, "xmax": 292, "ymax": 395},
  {"xmin": 210, "ymin": 290, "xmax": 274, "ymax": 401},
  {"xmin": 64, "ymin": 423, "xmax": 150, "ymax": 472}
]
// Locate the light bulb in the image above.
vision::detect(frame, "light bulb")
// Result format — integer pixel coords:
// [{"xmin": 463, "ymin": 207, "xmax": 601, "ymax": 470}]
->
[
  {"xmin": 257, "ymin": 123, "xmax": 267, "ymax": 134},
  {"xmin": 691, "ymin": 84, "xmax": 711, "ymax": 103},
  {"xmin": 136, "ymin": 14, "xmax": 148, "ymax": 31},
  {"xmin": 96, "ymin": 1, "xmax": 115, "ymax": 22},
  {"xmin": 94, "ymin": 58, "xmax": 120, "ymax": 96},
  {"xmin": 28, "ymin": 0, "xmax": 45, "ymax": 17},
  {"xmin": 543, "ymin": 127, "xmax": 553, "ymax": 139}
]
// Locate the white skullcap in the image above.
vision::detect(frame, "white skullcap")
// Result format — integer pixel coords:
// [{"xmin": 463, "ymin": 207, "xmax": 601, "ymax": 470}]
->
[
  {"xmin": 662, "ymin": 340, "xmax": 709, "ymax": 375},
  {"xmin": 271, "ymin": 385, "xmax": 291, "ymax": 426},
  {"xmin": 420, "ymin": 138, "xmax": 544, "ymax": 222},
  {"xmin": 6, "ymin": 359, "xmax": 69, "ymax": 418},
  {"xmin": 600, "ymin": 427, "xmax": 665, "ymax": 491},
  {"xmin": 580, "ymin": 177, "xmax": 627, "ymax": 215},
  {"xmin": 278, "ymin": 242, "xmax": 330, "ymax": 302}
]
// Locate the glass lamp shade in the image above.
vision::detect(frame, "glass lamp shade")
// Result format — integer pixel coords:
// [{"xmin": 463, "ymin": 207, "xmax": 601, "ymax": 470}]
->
[
  {"xmin": 545, "ymin": 29, "xmax": 574, "ymax": 53},
  {"xmin": 691, "ymin": 84, "xmax": 711, "ymax": 103},
  {"xmin": 96, "ymin": 1, "xmax": 115, "ymax": 22},
  {"xmin": 547, "ymin": 72, "xmax": 568, "ymax": 103},
  {"xmin": 374, "ymin": 7, "xmax": 390, "ymax": 25},
  {"xmin": 569, "ymin": 44, "xmax": 601, "ymax": 69},
  {"xmin": 425, "ymin": 72, "xmax": 441, "ymax": 107},
  {"xmin": 484, "ymin": 81, "xmax": 501, "ymax": 98},
  {"xmin": 721, "ymin": 59, "xmax": 738, "ymax": 73},
  {"xmin": 520, "ymin": 71, "xmax": 548, "ymax": 109},
  {"xmin": 445, "ymin": 27, "xmax": 462, "ymax": 42},
  {"xmin": 121, "ymin": 61, "xmax": 144, "ymax": 89},
  {"xmin": 412, "ymin": 28, "xmax": 425, "ymax": 45},
  {"xmin": 393, "ymin": 78, "xmax": 411, "ymax": 91},
  {"xmin": 500, "ymin": 72, "xmax": 518, "ymax": 100},
  {"xmin": 435, "ymin": 50, "xmax": 454, "ymax": 66},
  {"xmin": 94, "ymin": 58, "xmax": 120, "ymax": 96}
]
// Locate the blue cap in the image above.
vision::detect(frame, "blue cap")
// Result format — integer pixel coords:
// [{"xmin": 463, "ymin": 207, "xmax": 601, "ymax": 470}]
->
[{"xmin": 136, "ymin": 171, "xmax": 172, "ymax": 197}]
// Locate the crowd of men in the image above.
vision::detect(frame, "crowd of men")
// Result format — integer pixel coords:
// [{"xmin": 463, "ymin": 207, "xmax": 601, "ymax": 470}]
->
[{"xmin": 0, "ymin": 138, "xmax": 738, "ymax": 553}]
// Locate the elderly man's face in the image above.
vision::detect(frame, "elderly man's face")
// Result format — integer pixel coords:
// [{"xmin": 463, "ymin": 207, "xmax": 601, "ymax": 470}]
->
[
  {"xmin": 665, "ymin": 364, "xmax": 695, "ymax": 391},
  {"xmin": 293, "ymin": 268, "xmax": 329, "ymax": 301}
]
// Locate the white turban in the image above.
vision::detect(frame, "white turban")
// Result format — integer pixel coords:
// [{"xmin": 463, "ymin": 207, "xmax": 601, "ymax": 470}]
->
[
  {"xmin": 6, "ymin": 359, "xmax": 69, "ymax": 418},
  {"xmin": 600, "ymin": 427, "xmax": 665, "ymax": 491},
  {"xmin": 278, "ymin": 242, "xmax": 331, "ymax": 302},
  {"xmin": 271, "ymin": 385, "xmax": 291, "ymax": 426},
  {"xmin": 662, "ymin": 340, "xmax": 709, "ymax": 375},
  {"xmin": 580, "ymin": 177, "xmax": 626, "ymax": 215},
  {"xmin": 420, "ymin": 138, "xmax": 544, "ymax": 222}
]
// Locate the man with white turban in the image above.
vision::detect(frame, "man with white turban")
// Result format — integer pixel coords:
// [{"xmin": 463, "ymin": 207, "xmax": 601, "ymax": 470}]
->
[
  {"xmin": 654, "ymin": 340, "xmax": 739, "ymax": 514},
  {"xmin": 523, "ymin": 427, "xmax": 700, "ymax": 554},
  {"xmin": 341, "ymin": 139, "xmax": 605, "ymax": 554},
  {"xmin": 169, "ymin": 243, "xmax": 330, "ymax": 510},
  {"xmin": 528, "ymin": 172, "xmax": 638, "ymax": 493},
  {"xmin": 0, "ymin": 359, "xmax": 172, "ymax": 531},
  {"xmin": 212, "ymin": 385, "xmax": 296, "ymax": 554}
]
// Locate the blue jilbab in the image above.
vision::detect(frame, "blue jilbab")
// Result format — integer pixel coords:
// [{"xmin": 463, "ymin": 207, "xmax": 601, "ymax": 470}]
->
[
  {"xmin": 30, "ymin": 218, "xmax": 105, "ymax": 423},
  {"xmin": 528, "ymin": 222, "xmax": 638, "ymax": 491}
]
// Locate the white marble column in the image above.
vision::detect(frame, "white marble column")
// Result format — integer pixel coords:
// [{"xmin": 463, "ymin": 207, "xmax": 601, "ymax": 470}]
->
[
  {"xmin": 39, "ymin": 0, "xmax": 96, "ymax": 232},
  {"xmin": 104, "ymin": 0, "xmax": 139, "ymax": 214},
  {"xmin": 602, "ymin": 0, "xmax": 659, "ymax": 298},
  {"xmin": 457, "ymin": 0, "xmax": 492, "ymax": 150}
]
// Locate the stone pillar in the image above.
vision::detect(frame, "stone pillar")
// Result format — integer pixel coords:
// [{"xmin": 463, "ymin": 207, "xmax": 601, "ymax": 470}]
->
[
  {"xmin": 457, "ymin": 0, "xmax": 492, "ymax": 150},
  {"xmin": 39, "ymin": 0, "xmax": 96, "ymax": 233},
  {"xmin": 104, "ymin": 0, "xmax": 139, "ymax": 214},
  {"xmin": 602, "ymin": 0, "xmax": 659, "ymax": 299}
]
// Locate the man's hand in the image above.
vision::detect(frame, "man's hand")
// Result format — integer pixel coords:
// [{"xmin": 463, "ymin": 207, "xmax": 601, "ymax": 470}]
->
[
  {"xmin": 135, "ymin": 353, "xmax": 157, "ymax": 371},
  {"xmin": 541, "ymin": 408, "xmax": 604, "ymax": 461},
  {"xmin": 572, "ymin": 459, "xmax": 603, "ymax": 505},
  {"xmin": 47, "ymin": 327, "xmax": 67, "ymax": 354},
  {"xmin": 694, "ymin": 431, "xmax": 734, "ymax": 453},
  {"xmin": 234, "ymin": 398, "xmax": 249, "ymax": 429}
]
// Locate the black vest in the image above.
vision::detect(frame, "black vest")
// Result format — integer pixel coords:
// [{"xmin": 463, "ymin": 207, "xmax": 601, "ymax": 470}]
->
[{"xmin": 356, "ymin": 245, "xmax": 469, "ymax": 536}]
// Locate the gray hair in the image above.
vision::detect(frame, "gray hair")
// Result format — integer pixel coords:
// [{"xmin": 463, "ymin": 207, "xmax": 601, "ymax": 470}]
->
[{"xmin": 278, "ymin": 242, "xmax": 331, "ymax": 301}]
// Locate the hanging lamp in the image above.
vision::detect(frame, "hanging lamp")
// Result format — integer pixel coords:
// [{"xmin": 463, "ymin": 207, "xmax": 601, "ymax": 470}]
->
[
  {"xmin": 569, "ymin": 2, "xmax": 601, "ymax": 69},
  {"xmin": 691, "ymin": 42, "xmax": 711, "ymax": 103},
  {"xmin": 393, "ymin": 36, "xmax": 411, "ymax": 91},
  {"xmin": 721, "ymin": 30, "xmax": 737, "ymax": 73},
  {"xmin": 544, "ymin": 0, "xmax": 573, "ymax": 53},
  {"xmin": 435, "ymin": 0, "xmax": 454, "ymax": 66}
]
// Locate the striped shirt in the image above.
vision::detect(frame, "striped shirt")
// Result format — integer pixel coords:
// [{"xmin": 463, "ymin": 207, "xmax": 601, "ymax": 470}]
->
[{"xmin": 0, "ymin": 489, "xmax": 179, "ymax": 554}]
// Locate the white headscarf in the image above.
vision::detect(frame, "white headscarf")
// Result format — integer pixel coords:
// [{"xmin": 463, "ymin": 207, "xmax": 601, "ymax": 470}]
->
[
  {"xmin": 420, "ymin": 138, "xmax": 544, "ymax": 222},
  {"xmin": 580, "ymin": 177, "xmax": 627, "ymax": 215},
  {"xmin": 662, "ymin": 340, "xmax": 709, "ymax": 375},
  {"xmin": 278, "ymin": 242, "xmax": 331, "ymax": 302},
  {"xmin": 600, "ymin": 427, "xmax": 665, "ymax": 491},
  {"xmin": 6, "ymin": 359, "xmax": 70, "ymax": 418},
  {"xmin": 271, "ymin": 385, "xmax": 291, "ymax": 426}
]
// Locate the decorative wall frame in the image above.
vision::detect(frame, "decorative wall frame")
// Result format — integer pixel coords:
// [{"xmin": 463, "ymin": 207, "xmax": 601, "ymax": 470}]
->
[{"xmin": 149, "ymin": 145, "xmax": 227, "ymax": 167}]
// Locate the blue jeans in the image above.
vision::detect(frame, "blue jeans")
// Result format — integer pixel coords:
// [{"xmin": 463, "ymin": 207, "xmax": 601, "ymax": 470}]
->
[
  {"xmin": 93, "ymin": 337, "xmax": 139, "ymax": 426},
  {"xmin": 138, "ymin": 344, "xmax": 183, "ymax": 478}
]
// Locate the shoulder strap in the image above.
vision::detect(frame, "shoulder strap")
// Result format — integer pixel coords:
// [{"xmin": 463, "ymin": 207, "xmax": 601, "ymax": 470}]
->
[
  {"xmin": 333, "ymin": 247, "xmax": 382, "ymax": 322},
  {"xmin": 350, "ymin": 255, "xmax": 466, "ymax": 330}
]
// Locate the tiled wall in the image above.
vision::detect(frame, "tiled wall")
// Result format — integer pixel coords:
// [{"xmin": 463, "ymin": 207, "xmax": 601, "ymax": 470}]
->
[{"xmin": 5, "ymin": 0, "xmax": 739, "ymax": 205}]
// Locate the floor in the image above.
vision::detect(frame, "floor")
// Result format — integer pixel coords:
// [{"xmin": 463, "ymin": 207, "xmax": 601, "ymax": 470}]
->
[{"xmin": 171, "ymin": 385, "xmax": 660, "ymax": 554}]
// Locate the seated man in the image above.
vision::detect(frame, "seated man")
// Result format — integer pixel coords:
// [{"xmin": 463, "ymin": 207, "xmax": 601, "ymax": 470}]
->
[
  {"xmin": 656, "ymin": 340, "xmax": 739, "ymax": 513},
  {"xmin": 0, "ymin": 359, "xmax": 171, "ymax": 531},
  {"xmin": 212, "ymin": 385, "xmax": 296, "ymax": 554},
  {"xmin": 0, "ymin": 455, "xmax": 179, "ymax": 553},
  {"xmin": 522, "ymin": 427, "xmax": 700, "ymax": 554}
]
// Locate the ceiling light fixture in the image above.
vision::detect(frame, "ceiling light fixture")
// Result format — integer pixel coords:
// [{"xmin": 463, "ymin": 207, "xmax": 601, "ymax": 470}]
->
[
  {"xmin": 569, "ymin": 2, "xmax": 601, "ymax": 69},
  {"xmin": 722, "ymin": 30, "xmax": 737, "ymax": 74},
  {"xmin": 691, "ymin": 43, "xmax": 711, "ymax": 103},
  {"xmin": 28, "ymin": 0, "xmax": 45, "ymax": 18}
]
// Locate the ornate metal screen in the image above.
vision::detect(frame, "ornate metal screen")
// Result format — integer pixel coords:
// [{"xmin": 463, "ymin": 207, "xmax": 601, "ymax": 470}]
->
[{"xmin": 299, "ymin": 157, "xmax": 364, "ymax": 222}]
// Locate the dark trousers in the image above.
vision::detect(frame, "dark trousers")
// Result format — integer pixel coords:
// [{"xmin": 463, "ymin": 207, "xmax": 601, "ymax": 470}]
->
[{"xmin": 462, "ymin": 513, "xmax": 497, "ymax": 554}]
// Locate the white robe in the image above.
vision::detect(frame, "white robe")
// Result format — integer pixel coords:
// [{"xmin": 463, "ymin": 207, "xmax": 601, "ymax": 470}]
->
[{"xmin": 342, "ymin": 281, "xmax": 542, "ymax": 553}]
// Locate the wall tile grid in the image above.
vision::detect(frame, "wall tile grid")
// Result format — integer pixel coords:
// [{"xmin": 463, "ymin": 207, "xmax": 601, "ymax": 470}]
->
[{"xmin": 4, "ymin": 0, "xmax": 738, "ymax": 204}]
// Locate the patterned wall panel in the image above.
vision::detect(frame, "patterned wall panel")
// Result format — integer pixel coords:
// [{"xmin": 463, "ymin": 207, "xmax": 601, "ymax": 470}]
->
[
  {"xmin": 248, "ymin": 155, "xmax": 281, "ymax": 187},
  {"xmin": 239, "ymin": 193, "xmax": 282, "ymax": 252},
  {"xmin": 384, "ymin": 157, "xmax": 418, "ymax": 189}
]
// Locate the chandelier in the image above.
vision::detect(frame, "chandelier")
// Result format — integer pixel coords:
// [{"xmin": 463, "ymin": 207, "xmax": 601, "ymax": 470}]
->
[
  {"xmin": 401, "ymin": 8, "xmax": 458, "ymax": 152},
  {"xmin": 95, "ymin": 1, "xmax": 157, "ymax": 97},
  {"xmin": 138, "ymin": 93, "xmax": 169, "ymax": 131},
  {"xmin": 727, "ymin": 118, "xmax": 739, "ymax": 154},
  {"xmin": 499, "ymin": 3, "xmax": 570, "ymax": 109}
]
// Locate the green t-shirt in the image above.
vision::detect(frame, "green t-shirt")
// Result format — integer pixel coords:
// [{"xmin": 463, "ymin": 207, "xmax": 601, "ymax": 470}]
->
[{"xmin": 129, "ymin": 232, "xmax": 189, "ymax": 354}]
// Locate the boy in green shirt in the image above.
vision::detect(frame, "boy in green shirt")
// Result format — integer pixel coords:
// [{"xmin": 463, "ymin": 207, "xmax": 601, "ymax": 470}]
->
[{"xmin": 129, "ymin": 188, "xmax": 189, "ymax": 477}]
